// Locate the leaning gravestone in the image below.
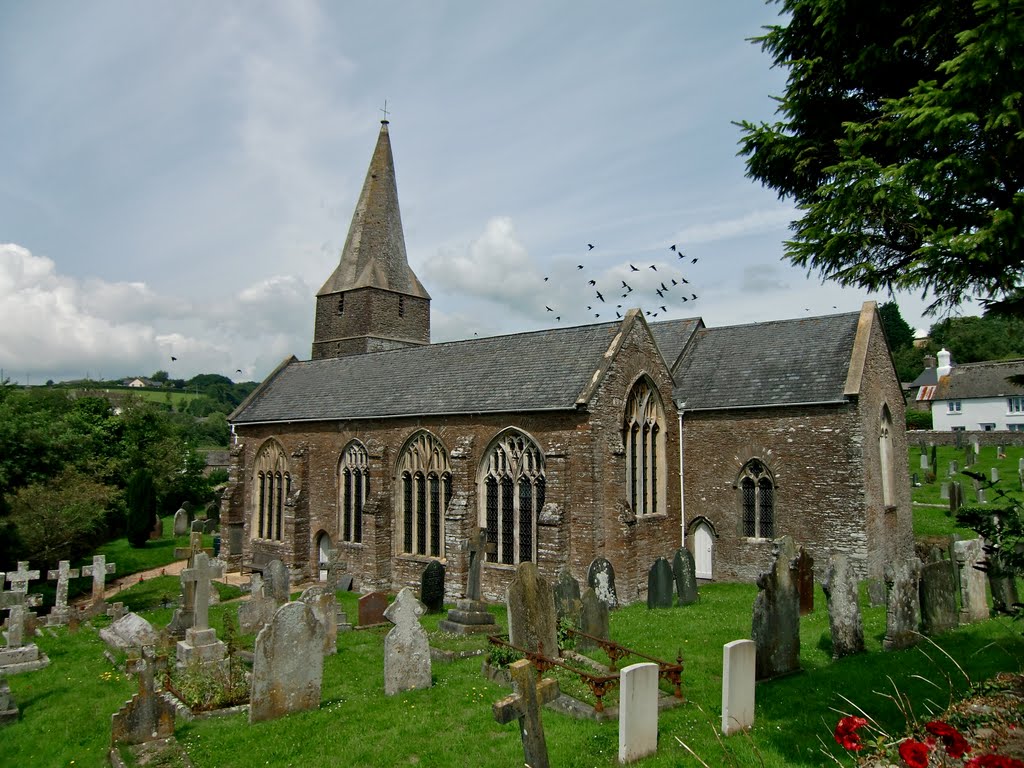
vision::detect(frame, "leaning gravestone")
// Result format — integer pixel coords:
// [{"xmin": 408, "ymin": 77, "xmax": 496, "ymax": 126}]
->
[
  {"xmin": 647, "ymin": 557, "xmax": 674, "ymax": 609},
  {"xmin": 383, "ymin": 587, "xmax": 432, "ymax": 696},
  {"xmin": 173, "ymin": 508, "xmax": 189, "ymax": 536},
  {"xmin": 358, "ymin": 591, "xmax": 389, "ymax": 627},
  {"xmin": 100, "ymin": 613, "xmax": 159, "ymax": 652},
  {"xmin": 552, "ymin": 567, "xmax": 582, "ymax": 627},
  {"xmin": 262, "ymin": 559, "xmax": 291, "ymax": 603},
  {"xmin": 578, "ymin": 587, "xmax": 609, "ymax": 652},
  {"xmin": 250, "ymin": 601, "xmax": 325, "ymax": 724},
  {"xmin": 751, "ymin": 535, "xmax": 800, "ymax": 680},
  {"xmin": 507, "ymin": 562, "xmax": 559, "ymax": 657},
  {"xmin": 795, "ymin": 547, "xmax": 814, "ymax": 615},
  {"xmin": 110, "ymin": 649, "xmax": 174, "ymax": 746},
  {"xmin": 953, "ymin": 538, "xmax": 989, "ymax": 623},
  {"xmin": 586, "ymin": 556, "xmax": 618, "ymax": 609},
  {"xmin": 299, "ymin": 585, "xmax": 338, "ymax": 656},
  {"xmin": 419, "ymin": 560, "xmax": 445, "ymax": 614},
  {"xmin": 821, "ymin": 553, "xmax": 864, "ymax": 659},
  {"xmin": 883, "ymin": 557, "xmax": 923, "ymax": 651},
  {"xmin": 919, "ymin": 558, "xmax": 959, "ymax": 636},
  {"xmin": 492, "ymin": 659, "xmax": 559, "ymax": 768},
  {"xmin": 672, "ymin": 548, "xmax": 698, "ymax": 605}
]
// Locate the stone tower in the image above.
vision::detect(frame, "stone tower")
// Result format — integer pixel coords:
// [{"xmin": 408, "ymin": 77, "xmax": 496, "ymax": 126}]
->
[{"xmin": 312, "ymin": 121, "xmax": 430, "ymax": 359}]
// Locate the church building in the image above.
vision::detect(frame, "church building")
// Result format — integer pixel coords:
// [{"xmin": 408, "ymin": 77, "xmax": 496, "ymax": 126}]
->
[{"xmin": 221, "ymin": 121, "xmax": 913, "ymax": 603}]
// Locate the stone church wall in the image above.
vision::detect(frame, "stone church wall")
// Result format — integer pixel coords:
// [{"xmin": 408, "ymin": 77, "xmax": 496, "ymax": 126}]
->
[{"xmin": 312, "ymin": 286, "xmax": 429, "ymax": 359}]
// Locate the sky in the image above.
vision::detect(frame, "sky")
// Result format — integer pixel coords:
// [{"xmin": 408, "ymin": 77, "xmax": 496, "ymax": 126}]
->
[{"xmin": 0, "ymin": 1, "xmax": 961, "ymax": 385}]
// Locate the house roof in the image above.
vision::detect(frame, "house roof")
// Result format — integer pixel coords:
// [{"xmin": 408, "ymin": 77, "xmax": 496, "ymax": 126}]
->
[
  {"xmin": 933, "ymin": 359, "xmax": 1024, "ymax": 400},
  {"xmin": 672, "ymin": 311, "xmax": 862, "ymax": 410},
  {"xmin": 231, "ymin": 319, "xmax": 633, "ymax": 424},
  {"xmin": 648, "ymin": 317, "xmax": 703, "ymax": 372}
]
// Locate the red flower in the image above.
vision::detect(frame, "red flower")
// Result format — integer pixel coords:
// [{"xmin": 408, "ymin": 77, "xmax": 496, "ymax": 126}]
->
[
  {"xmin": 926, "ymin": 721, "xmax": 972, "ymax": 758},
  {"xmin": 965, "ymin": 756, "xmax": 1024, "ymax": 768},
  {"xmin": 899, "ymin": 739, "xmax": 931, "ymax": 768},
  {"xmin": 834, "ymin": 716, "xmax": 869, "ymax": 751}
]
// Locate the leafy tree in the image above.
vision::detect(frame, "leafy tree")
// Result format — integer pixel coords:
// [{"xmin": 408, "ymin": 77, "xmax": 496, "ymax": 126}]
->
[
  {"xmin": 125, "ymin": 468, "xmax": 157, "ymax": 548},
  {"xmin": 150, "ymin": 370, "xmax": 169, "ymax": 383},
  {"xmin": 737, "ymin": 0, "xmax": 1024, "ymax": 315},
  {"xmin": 878, "ymin": 301, "xmax": 916, "ymax": 351},
  {"xmin": 928, "ymin": 313, "xmax": 1024, "ymax": 362}
]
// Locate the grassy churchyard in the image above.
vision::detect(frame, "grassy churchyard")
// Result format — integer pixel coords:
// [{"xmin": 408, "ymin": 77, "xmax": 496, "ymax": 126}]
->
[{"xmin": 2, "ymin": 446, "xmax": 1022, "ymax": 767}]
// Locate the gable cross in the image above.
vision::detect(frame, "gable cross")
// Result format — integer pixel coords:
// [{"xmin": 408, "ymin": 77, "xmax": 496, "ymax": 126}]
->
[
  {"xmin": 493, "ymin": 659, "xmax": 560, "ymax": 768},
  {"xmin": 467, "ymin": 527, "xmax": 497, "ymax": 602},
  {"xmin": 180, "ymin": 552, "xmax": 224, "ymax": 630},
  {"xmin": 81, "ymin": 555, "xmax": 116, "ymax": 603},
  {"xmin": 6, "ymin": 561, "xmax": 40, "ymax": 594},
  {"xmin": 126, "ymin": 648, "xmax": 168, "ymax": 700}
]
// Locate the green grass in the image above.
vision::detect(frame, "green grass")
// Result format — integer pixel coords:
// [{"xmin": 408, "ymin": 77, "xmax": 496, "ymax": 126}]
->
[{"xmin": 5, "ymin": 581, "xmax": 1022, "ymax": 768}]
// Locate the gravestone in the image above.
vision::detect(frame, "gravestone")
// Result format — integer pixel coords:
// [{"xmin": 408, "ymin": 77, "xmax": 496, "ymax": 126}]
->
[
  {"xmin": 866, "ymin": 579, "xmax": 887, "ymax": 608},
  {"xmin": 953, "ymin": 538, "xmax": 989, "ymax": 622},
  {"xmin": 419, "ymin": 560, "xmax": 445, "ymax": 614},
  {"xmin": 149, "ymin": 513, "xmax": 162, "ymax": 541},
  {"xmin": 107, "ymin": 602, "xmax": 126, "ymax": 622},
  {"xmin": 46, "ymin": 560, "xmax": 79, "ymax": 626},
  {"xmin": 0, "ymin": 673, "xmax": 16, "ymax": 724},
  {"xmin": 646, "ymin": 557, "xmax": 674, "ymax": 609},
  {"xmin": 0, "ymin": 588, "xmax": 49, "ymax": 674},
  {"xmin": 492, "ymin": 659, "xmax": 559, "ymax": 768},
  {"xmin": 883, "ymin": 557, "xmax": 923, "ymax": 651},
  {"xmin": 81, "ymin": 554, "xmax": 116, "ymax": 610},
  {"xmin": 250, "ymin": 601, "xmax": 325, "ymax": 724},
  {"xmin": 821, "ymin": 553, "xmax": 864, "ymax": 658},
  {"xmin": 552, "ymin": 567, "xmax": 582, "ymax": 626},
  {"xmin": 976, "ymin": 487, "xmax": 986, "ymax": 504},
  {"xmin": 100, "ymin": 613, "xmax": 159, "ymax": 652},
  {"xmin": 991, "ymin": 467, "xmax": 1000, "ymax": 483},
  {"xmin": 438, "ymin": 534, "xmax": 501, "ymax": 636},
  {"xmin": 672, "ymin": 548, "xmax": 698, "ymax": 606},
  {"xmin": 911, "ymin": 472, "xmax": 919, "ymax": 487},
  {"xmin": 919, "ymin": 559, "xmax": 959, "ymax": 636},
  {"xmin": 587, "ymin": 556, "xmax": 618, "ymax": 609},
  {"xmin": 619, "ymin": 662, "xmax": 659, "ymax": 763},
  {"xmin": 175, "ymin": 553, "xmax": 227, "ymax": 671},
  {"xmin": 238, "ymin": 573, "xmax": 277, "ymax": 634},
  {"xmin": 920, "ymin": 453, "xmax": 929, "ymax": 470},
  {"xmin": 466, "ymin": 527, "xmax": 494, "ymax": 602},
  {"xmin": 383, "ymin": 587, "xmax": 432, "ymax": 695},
  {"xmin": 795, "ymin": 547, "xmax": 814, "ymax": 615},
  {"xmin": 203, "ymin": 518, "xmax": 218, "ymax": 534},
  {"xmin": 174, "ymin": 521, "xmax": 210, "ymax": 560},
  {"xmin": 578, "ymin": 587, "xmax": 610, "ymax": 652},
  {"xmin": 507, "ymin": 562, "xmax": 559, "ymax": 657},
  {"xmin": 989, "ymin": 566, "xmax": 1021, "ymax": 616},
  {"xmin": 721, "ymin": 639, "xmax": 756, "ymax": 735},
  {"xmin": 263, "ymin": 559, "xmax": 291, "ymax": 603},
  {"xmin": 949, "ymin": 459, "xmax": 958, "ymax": 477},
  {"xmin": 173, "ymin": 508, "xmax": 189, "ymax": 536},
  {"xmin": 322, "ymin": 549, "xmax": 348, "ymax": 592},
  {"xmin": 751, "ymin": 536, "xmax": 800, "ymax": 680},
  {"xmin": 358, "ymin": 591, "xmax": 389, "ymax": 627},
  {"xmin": 6, "ymin": 562, "xmax": 39, "ymax": 595},
  {"xmin": 299, "ymin": 585, "xmax": 338, "ymax": 656},
  {"xmin": 110, "ymin": 649, "xmax": 174, "ymax": 746},
  {"xmin": 940, "ymin": 482, "xmax": 950, "ymax": 501}
]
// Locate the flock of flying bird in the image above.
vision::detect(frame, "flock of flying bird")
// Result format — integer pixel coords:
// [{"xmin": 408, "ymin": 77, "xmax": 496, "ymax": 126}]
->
[{"xmin": 541, "ymin": 243, "xmax": 701, "ymax": 324}]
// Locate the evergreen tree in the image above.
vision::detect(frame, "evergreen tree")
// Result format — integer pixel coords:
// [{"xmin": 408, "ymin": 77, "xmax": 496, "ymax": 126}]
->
[{"xmin": 125, "ymin": 467, "xmax": 156, "ymax": 548}]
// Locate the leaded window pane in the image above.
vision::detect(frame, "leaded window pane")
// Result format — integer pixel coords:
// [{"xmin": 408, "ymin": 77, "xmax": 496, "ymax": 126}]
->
[
  {"xmin": 343, "ymin": 468, "xmax": 352, "ymax": 541},
  {"xmin": 354, "ymin": 470, "xmax": 364, "ymax": 543},
  {"xmin": 258, "ymin": 472, "xmax": 266, "ymax": 538},
  {"xmin": 403, "ymin": 472, "xmax": 413, "ymax": 553},
  {"xmin": 758, "ymin": 478, "xmax": 774, "ymax": 538},
  {"xmin": 741, "ymin": 478, "xmax": 756, "ymax": 537},
  {"xmin": 650, "ymin": 424, "xmax": 659, "ymax": 515},
  {"xmin": 500, "ymin": 477, "xmax": 514, "ymax": 565},
  {"xmin": 416, "ymin": 472, "xmax": 427, "ymax": 555},
  {"xmin": 518, "ymin": 478, "xmax": 533, "ymax": 563},
  {"xmin": 429, "ymin": 474, "xmax": 441, "ymax": 557},
  {"xmin": 275, "ymin": 471, "xmax": 284, "ymax": 541},
  {"xmin": 630, "ymin": 423, "xmax": 639, "ymax": 513},
  {"xmin": 485, "ymin": 477, "xmax": 498, "ymax": 563}
]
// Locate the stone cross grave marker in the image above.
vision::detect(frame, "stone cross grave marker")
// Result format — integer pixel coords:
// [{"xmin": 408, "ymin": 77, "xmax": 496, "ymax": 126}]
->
[
  {"xmin": 618, "ymin": 662, "xmax": 659, "ymax": 763},
  {"xmin": 0, "ymin": 586, "xmax": 48, "ymax": 673},
  {"xmin": 383, "ymin": 587, "xmax": 432, "ymax": 695},
  {"xmin": 587, "ymin": 556, "xmax": 618, "ymax": 609},
  {"xmin": 507, "ymin": 562, "xmax": 559, "ymax": 657},
  {"xmin": 919, "ymin": 557, "xmax": 958, "ymax": 636},
  {"xmin": 299, "ymin": 585, "xmax": 337, "ymax": 656},
  {"xmin": 0, "ymin": 589, "xmax": 28, "ymax": 648},
  {"xmin": 821, "ymin": 553, "xmax": 864, "ymax": 659},
  {"xmin": 493, "ymin": 659, "xmax": 560, "ymax": 768},
  {"xmin": 467, "ymin": 527, "xmax": 495, "ymax": 602},
  {"xmin": 6, "ymin": 562, "xmax": 39, "ymax": 595},
  {"xmin": 672, "ymin": 548, "xmax": 698, "ymax": 606},
  {"xmin": 81, "ymin": 555, "xmax": 116, "ymax": 605},
  {"xmin": 795, "ymin": 547, "xmax": 814, "ymax": 615},
  {"xmin": 106, "ymin": 602, "xmax": 126, "ymax": 622},
  {"xmin": 358, "ymin": 591, "xmax": 389, "ymax": 627},
  {"xmin": 180, "ymin": 552, "xmax": 223, "ymax": 631},
  {"xmin": 46, "ymin": 560, "xmax": 79, "ymax": 626},
  {"xmin": 646, "ymin": 557, "xmax": 674, "ymax": 609},
  {"xmin": 751, "ymin": 535, "xmax": 800, "ymax": 680},
  {"xmin": 578, "ymin": 587, "xmax": 609, "ymax": 652},
  {"xmin": 954, "ymin": 538, "xmax": 989, "ymax": 623},
  {"xmin": 250, "ymin": 601, "xmax": 325, "ymax": 724},
  {"xmin": 419, "ymin": 560, "xmax": 445, "ymax": 613},
  {"xmin": 883, "ymin": 557, "xmax": 923, "ymax": 651},
  {"xmin": 111, "ymin": 649, "xmax": 174, "ymax": 746},
  {"xmin": 553, "ymin": 567, "xmax": 582, "ymax": 627},
  {"xmin": 721, "ymin": 639, "xmax": 756, "ymax": 735}
]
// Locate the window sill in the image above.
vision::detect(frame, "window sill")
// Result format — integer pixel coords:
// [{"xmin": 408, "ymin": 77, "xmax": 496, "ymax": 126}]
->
[
  {"xmin": 741, "ymin": 537, "xmax": 774, "ymax": 543},
  {"xmin": 337, "ymin": 541, "xmax": 364, "ymax": 548},
  {"xmin": 395, "ymin": 553, "xmax": 446, "ymax": 564},
  {"xmin": 484, "ymin": 561, "xmax": 518, "ymax": 571}
]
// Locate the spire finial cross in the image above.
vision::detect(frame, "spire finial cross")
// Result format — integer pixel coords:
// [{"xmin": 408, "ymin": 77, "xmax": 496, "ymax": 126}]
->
[{"xmin": 380, "ymin": 100, "xmax": 390, "ymax": 122}]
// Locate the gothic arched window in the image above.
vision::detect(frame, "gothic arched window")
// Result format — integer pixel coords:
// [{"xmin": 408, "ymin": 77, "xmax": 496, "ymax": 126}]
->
[
  {"xmin": 480, "ymin": 430, "xmax": 545, "ymax": 565},
  {"xmin": 738, "ymin": 459, "xmax": 775, "ymax": 539},
  {"xmin": 339, "ymin": 442, "xmax": 369, "ymax": 543},
  {"xmin": 396, "ymin": 431, "xmax": 452, "ymax": 557},
  {"xmin": 252, "ymin": 439, "xmax": 289, "ymax": 541},
  {"xmin": 623, "ymin": 378, "xmax": 667, "ymax": 516},
  {"xmin": 880, "ymin": 405, "xmax": 896, "ymax": 507}
]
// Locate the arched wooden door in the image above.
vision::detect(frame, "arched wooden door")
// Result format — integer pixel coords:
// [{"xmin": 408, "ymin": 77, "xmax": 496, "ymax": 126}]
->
[
  {"xmin": 317, "ymin": 532, "xmax": 331, "ymax": 581},
  {"xmin": 693, "ymin": 521, "xmax": 714, "ymax": 579}
]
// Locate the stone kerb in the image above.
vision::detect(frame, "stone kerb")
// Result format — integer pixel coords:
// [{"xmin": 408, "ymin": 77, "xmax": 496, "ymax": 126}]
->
[{"xmin": 250, "ymin": 601, "xmax": 325, "ymax": 724}]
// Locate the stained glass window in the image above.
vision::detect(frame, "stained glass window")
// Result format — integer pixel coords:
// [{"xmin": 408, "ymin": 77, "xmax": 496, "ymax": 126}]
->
[
  {"xmin": 395, "ymin": 431, "xmax": 451, "ymax": 557},
  {"xmin": 480, "ymin": 431, "xmax": 544, "ymax": 565}
]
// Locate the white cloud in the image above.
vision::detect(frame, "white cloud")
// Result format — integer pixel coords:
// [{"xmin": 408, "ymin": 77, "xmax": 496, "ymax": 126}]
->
[{"xmin": 673, "ymin": 207, "xmax": 795, "ymax": 246}]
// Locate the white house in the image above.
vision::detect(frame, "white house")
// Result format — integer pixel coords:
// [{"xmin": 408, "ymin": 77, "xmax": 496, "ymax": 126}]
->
[{"xmin": 930, "ymin": 351, "xmax": 1024, "ymax": 432}]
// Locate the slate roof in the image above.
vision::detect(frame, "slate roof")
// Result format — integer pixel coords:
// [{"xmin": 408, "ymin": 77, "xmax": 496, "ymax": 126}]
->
[
  {"xmin": 672, "ymin": 312, "xmax": 862, "ymax": 410},
  {"xmin": 231, "ymin": 321, "xmax": 628, "ymax": 424},
  {"xmin": 933, "ymin": 359, "xmax": 1024, "ymax": 400},
  {"xmin": 648, "ymin": 317, "xmax": 702, "ymax": 372}
]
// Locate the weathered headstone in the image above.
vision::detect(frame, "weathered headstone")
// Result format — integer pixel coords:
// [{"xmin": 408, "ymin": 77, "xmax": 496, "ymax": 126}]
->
[
  {"xmin": 110, "ymin": 649, "xmax": 174, "ymax": 746},
  {"xmin": 5, "ymin": 562, "xmax": 39, "ymax": 594},
  {"xmin": 866, "ymin": 578, "xmax": 887, "ymax": 608},
  {"xmin": 795, "ymin": 547, "xmax": 814, "ymax": 615},
  {"xmin": 81, "ymin": 554, "xmax": 116, "ymax": 607},
  {"xmin": 646, "ymin": 557, "xmax": 674, "ymax": 609},
  {"xmin": 466, "ymin": 527, "xmax": 494, "ymax": 602},
  {"xmin": 383, "ymin": 587, "xmax": 432, "ymax": 695},
  {"xmin": 299, "ymin": 585, "xmax": 338, "ymax": 656},
  {"xmin": 883, "ymin": 557, "xmax": 923, "ymax": 651},
  {"xmin": 492, "ymin": 659, "xmax": 559, "ymax": 768},
  {"xmin": 0, "ymin": 588, "xmax": 49, "ymax": 673},
  {"xmin": 238, "ymin": 573, "xmax": 277, "ymax": 634},
  {"xmin": 953, "ymin": 538, "xmax": 989, "ymax": 623},
  {"xmin": 107, "ymin": 602, "xmax": 126, "ymax": 622},
  {"xmin": 46, "ymin": 560, "xmax": 79, "ymax": 626},
  {"xmin": 919, "ymin": 559, "xmax": 959, "ymax": 636},
  {"xmin": 989, "ymin": 566, "xmax": 1021, "ymax": 616},
  {"xmin": 322, "ymin": 549, "xmax": 348, "ymax": 592},
  {"xmin": 507, "ymin": 562, "xmax": 559, "ymax": 657},
  {"xmin": 249, "ymin": 601, "xmax": 325, "ymax": 724},
  {"xmin": 419, "ymin": 560, "xmax": 445, "ymax": 613},
  {"xmin": 940, "ymin": 482, "xmax": 950, "ymax": 501},
  {"xmin": 0, "ymin": 673, "xmax": 16, "ymax": 724},
  {"xmin": 358, "ymin": 591, "xmax": 389, "ymax": 627},
  {"xmin": 976, "ymin": 487, "xmax": 986, "ymax": 504},
  {"xmin": 173, "ymin": 508, "xmax": 189, "ymax": 536},
  {"xmin": 100, "ymin": 612, "xmax": 159, "ymax": 652},
  {"xmin": 949, "ymin": 459, "xmax": 958, "ymax": 477},
  {"xmin": 263, "ymin": 559, "xmax": 290, "ymax": 603},
  {"xmin": 552, "ymin": 567, "xmax": 582, "ymax": 626},
  {"xmin": 618, "ymin": 662, "xmax": 659, "ymax": 763},
  {"xmin": 920, "ymin": 453, "xmax": 929, "ymax": 470},
  {"xmin": 587, "ymin": 556, "xmax": 618, "ymax": 609},
  {"xmin": 721, "ymin": 639, "xmax": 756, "ymax": 736},
  {"xmin": 578, "ymin": 587, "xmax": 609, "ymax": 652},
  {"xmin": 751, "ymin": 536, "xmax": 800, "ymax": 680},
  {"xmin": 672, "ymin": 548, "xmax": 698, "ymax": 606},
  {"xmin": 991, "ymin": 467, "xmax": 1000, "ymax": 483},
  {"xmin": 821, "ymin": 553, "xmax": 864, "ymax": 659}
]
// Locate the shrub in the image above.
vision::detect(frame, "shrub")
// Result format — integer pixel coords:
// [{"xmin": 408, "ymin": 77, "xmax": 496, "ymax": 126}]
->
[
  {"xmin": 125, "ymin": 468, "xmax": 157, "ymax": 548},
  {"xmin": 906, "ymin": 410, "xmax": 933, "ymax": 430}
]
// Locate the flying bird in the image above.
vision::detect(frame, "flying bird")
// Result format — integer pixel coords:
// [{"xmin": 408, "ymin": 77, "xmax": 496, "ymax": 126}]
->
[
  {"xmin": 629, "ymin": 264, "xmax": 639, "ymax": 272},
  {"xmin": 556, "ymin": 316, "xmax": 561, "ymax": 321},
  {"xmin": 660, "ymin": 282, "xmax": 668, "ymax": 291},
  {"xmin": 587, "ymin": 244, "xmax": 595, "ymax": 250},
  {"xmin": 660, "ymin": 306, "xmax": 667, "ymax": 312},
  {"xmin": 616, "ymin": 311, "xmax": 622, "ymax": 318},
  {"xmin": 621, "ymin": 280, "xmax": 630, "ymax": 288},
  {"xmin": 546, "ymin": 306, "xmax": 554, "ymax": 312},
  {"xmin": 170, "ymin": 356, "xmax": 177, "ymax": 361},
  {"xmin": 588, "ymin": 279, "xmax": 596, "ymax": 286},
  {"xmin": 235, "ymin": 369, "xmax": 242, "ymax": 373},
  {"xmin": 594, "ymin": 313, "xmax": 600, "ymax": 318},
  {"xmin": 669, "ymin": 244, "xmax": 676, "ymax": 251},
  {"xmin": 691, "ymin": 257, "xmax": 698, "ymax": 264},
  {"xmin": 671, "ymin": 279, "xmax": 678, "ymax": 286},
  {"xmin": 692, "ymin": 293, "xmax": 698, "ymax": 300},
  {"xmin": 649, "ymin": 265, "xmax": 657, "ymax": 271},
  {"xmin": 656, "ymin": 288, "xmax": 664, "ymax": 298},
  {"xmin": 596, "ymin": 291, "xmax": 604, "ymax": 302},
  {"xmin": 577, "ymin": 265, "xmax": 584, "ymax": 270},
  {"xmin": 681, "ymin": 297, "xmax": 688, "ymax": 302},
  {"xmin": 587, "ymin": 305, "xmax": 592, "ymax": 310},
  {"xmin": 543, "ymin": 277, "xmax": 549, "ymax": 282},
  {"xmin": 680, "ymin": 277, "xmax": 689, "ymax": 284}
]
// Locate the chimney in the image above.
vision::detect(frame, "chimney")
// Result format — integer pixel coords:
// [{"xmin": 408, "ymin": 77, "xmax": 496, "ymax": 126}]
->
[
  {"xmin": 923, "ymin": 354, "xmax": 936, "ymax": 369},
  {"xmin": 937, "ymin": 348, "xmax": 952, "ymax": 378}
]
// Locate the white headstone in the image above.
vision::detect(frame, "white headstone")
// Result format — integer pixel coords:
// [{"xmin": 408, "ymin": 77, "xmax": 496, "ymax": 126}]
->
[
  {"xmin": 618, "ymin": 662, "xmax": 659, "ymax": 763},
  {"xmin": 721, "ymin": 640, "xmax": 756, "ymax": 735}
]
